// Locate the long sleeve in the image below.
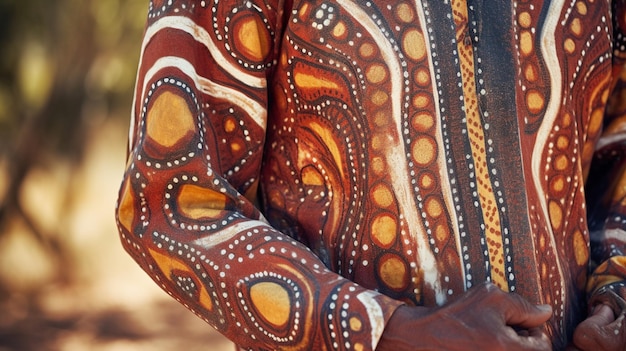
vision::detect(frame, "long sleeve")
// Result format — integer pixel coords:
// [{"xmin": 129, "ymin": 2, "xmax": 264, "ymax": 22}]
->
[
  {"xmin": 115, "ymin": 1, "xmax": 402, "ymax": 350},
  {"xmin": 584, "ymin": 0, "xmax": 626, "ymax": 302},
  {"xmin": 118, "ymin": 0, "xmax": 626, "ymax": 349}
]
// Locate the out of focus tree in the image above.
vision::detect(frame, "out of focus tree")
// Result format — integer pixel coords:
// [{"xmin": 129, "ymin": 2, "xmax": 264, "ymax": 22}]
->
[
  {"xmin": 0, "ymin": 0, "xmax": 147, "ymax": 287},
  {"xmin": 0, "ymin": 2, "xmax": 236, "ymax": 350},
  {"xmin": 0, "ymin": 1, "xmax": 149, "ymax": 349}
]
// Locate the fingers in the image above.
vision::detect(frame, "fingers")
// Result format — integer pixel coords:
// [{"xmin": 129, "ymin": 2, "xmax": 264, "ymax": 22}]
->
[
  {"xmin": 589, "ymin": 304, "xmax": 618, "ymax": 325},
  {"xmin": 467, "ymin": 283, "xmax": 553, "ymax": 350},
  {"xmin": 467, "ymin": 282, "xmax": 552, "ymax": 329},
  {"xmin": 572, "ymin": 304, "xmax": 626, "ymax": 351},
  {"xmin": 589, "ymin": 288, "xmax": 626, "ymax": 318},
  {"xmin": 498, "ymin": 289, "xmax": 553, "ymax": 329},
  {"xmin": 512, "ymin": 326, "xmax": 552, "ymax": 351},
  {"xmin": 461, "ymin": 283, "xmax": 552, "ymax": 330}
]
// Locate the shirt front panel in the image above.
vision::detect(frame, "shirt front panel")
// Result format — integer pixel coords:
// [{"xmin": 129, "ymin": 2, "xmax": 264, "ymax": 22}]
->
[{"xmin": 261, "ymin": 0, "xmax": 613, "ymax": 345}]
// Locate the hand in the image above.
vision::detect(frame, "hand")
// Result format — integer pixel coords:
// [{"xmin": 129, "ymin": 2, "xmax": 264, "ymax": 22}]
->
[
  {"xmin": 571, "ymin": 304, "xmax": 626, "ymax": 351},
  {"xmin": 376, "ymin": 282, "xmax": 552, "ymax": 351}
]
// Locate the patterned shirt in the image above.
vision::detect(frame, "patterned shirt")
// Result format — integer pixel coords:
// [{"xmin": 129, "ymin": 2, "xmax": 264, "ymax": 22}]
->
[{"xmin": 117, "ymin": 0, "xmax": 626, "ymax": 350}]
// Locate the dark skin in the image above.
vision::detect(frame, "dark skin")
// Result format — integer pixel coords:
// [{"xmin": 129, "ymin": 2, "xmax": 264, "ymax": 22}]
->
[
  {"xmin": 377, "ymin": 282, "xmax": 553, "ymax": 351},
  {"xmin": 569, "ymin": 290, "xmax": 626, "ymax": 351},
  {"xmin": 378, "ymin": 282, "xmax": 626, "ymax": 350}
]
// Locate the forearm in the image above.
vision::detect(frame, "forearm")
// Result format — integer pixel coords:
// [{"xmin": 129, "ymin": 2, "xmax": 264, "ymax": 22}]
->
[
  {"xmin": 118, "ymin": 185, "xmax": 402, "ymax": 349},
  {"xmin": 116, "ymin": 135, "xmax": 402, "ymax": 349},
  {"xmin": 585, "ymin": 73, "xmax": 626, "ymax": 307}
]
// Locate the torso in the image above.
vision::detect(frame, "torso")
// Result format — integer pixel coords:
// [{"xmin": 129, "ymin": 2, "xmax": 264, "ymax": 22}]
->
[{"xmin": 260, "ymin": 1, "xmax": 613, "ymax": 346}]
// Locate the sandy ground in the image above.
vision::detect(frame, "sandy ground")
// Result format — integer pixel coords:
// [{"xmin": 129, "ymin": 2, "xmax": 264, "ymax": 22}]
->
[{"xmin": 0, "ymin": 118, "xmax": 233, "ymax": 351}]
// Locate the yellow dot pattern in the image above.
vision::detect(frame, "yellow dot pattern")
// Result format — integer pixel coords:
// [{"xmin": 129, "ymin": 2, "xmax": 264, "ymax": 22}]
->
[
  {"xmin": 116, "ymin": 1, "xmax": 625, "ymax": 349},
  {"xmin": 452, "ymin": 0, "xmax": 508, "ymax": 290}
]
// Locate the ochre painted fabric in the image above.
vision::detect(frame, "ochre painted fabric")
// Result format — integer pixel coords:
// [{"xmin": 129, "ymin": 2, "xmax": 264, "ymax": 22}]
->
[{"xmin": 117, "ymin": 1, "xmax": 626, "ymax": 349}]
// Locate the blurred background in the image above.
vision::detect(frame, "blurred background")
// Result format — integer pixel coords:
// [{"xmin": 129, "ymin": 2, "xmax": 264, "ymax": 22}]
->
[{"xmin": 0, "ymin": 0, "xmax": 232, "ymax": 350}]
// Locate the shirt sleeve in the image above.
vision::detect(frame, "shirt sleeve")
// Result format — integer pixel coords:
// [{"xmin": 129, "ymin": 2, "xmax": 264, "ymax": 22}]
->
[
  {"xmin": 584, "ymin": 0, "xmax": 626, "ymax": 303},
  {"xmin": 115, "ymin": 1, "xmax": 403, "ymax": 350}
]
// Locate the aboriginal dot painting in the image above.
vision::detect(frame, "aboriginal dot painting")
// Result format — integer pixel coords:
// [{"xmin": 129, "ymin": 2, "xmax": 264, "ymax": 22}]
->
[{"xmin": 117, "ymin": 1, "xmax": 626, "ymax": 350}]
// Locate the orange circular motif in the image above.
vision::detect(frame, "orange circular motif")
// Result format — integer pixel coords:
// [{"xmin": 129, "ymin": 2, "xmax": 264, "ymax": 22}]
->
[
  {"xmin": 232, "ymin": 15, "xmax": 271, "ymax": 62},
  {"xmin": 371, "ymin": 213, "xmax": 398, "ymax": 248},
  {"xmin": 412, "ymin": 136, "xmax": 437, "ymax": 166},
  {"xmin": 377, "ymin": 253, "xmax": 409, "ymax": 290}
]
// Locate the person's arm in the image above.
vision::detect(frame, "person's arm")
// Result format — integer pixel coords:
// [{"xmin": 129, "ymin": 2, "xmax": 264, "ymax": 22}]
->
[
  {"xmin": 574, "ymin": 106, "xmax": 626, "ymax": 349},
  {"xmin": 118, "ymin": 2, "xmax": 556, "ymax": 350},
  {"xmin": 115, "ymin": 2, "xmax": 402, "ymax": 349},
  {"xmin": 584, "ymin": 0, "xmax": 626, "ymax": 312},
  {"xmin": 573, "ymin": 3, "xmax": 626, "ymax": 349}
]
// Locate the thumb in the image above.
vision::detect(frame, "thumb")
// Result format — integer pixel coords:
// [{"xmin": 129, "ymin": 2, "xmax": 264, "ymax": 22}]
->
[
  {"xmin": 587, "ymin": 304, "xmax": 615, "ymax": 326},
  {"xmin": 504, "ymin": 294, "xmax": 553, "ymax": 329},
  {"xmin": 572, "ymin": 304, "xmax": 621, "ymax": 350}
]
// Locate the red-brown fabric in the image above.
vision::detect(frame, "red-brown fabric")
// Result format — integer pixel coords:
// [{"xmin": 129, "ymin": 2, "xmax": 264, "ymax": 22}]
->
[{"xmin": 116, "ymin": 1, "xmax": 626, "ymax": 349}]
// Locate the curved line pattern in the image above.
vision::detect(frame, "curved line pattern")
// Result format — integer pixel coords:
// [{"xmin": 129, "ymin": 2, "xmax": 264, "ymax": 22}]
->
[{"xmin": 336, "ymin": 0, "xmax": 443, "ymax": 300}]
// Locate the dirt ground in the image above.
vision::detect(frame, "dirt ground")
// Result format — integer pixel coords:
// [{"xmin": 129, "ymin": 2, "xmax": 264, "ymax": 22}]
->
[{"xmin": 0, "ymin": 118, "xmax": 233, "ymax": 351}]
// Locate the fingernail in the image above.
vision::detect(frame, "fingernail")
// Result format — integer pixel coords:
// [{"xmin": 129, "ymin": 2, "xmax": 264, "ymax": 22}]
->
[{"xmin": 537, "ymin": 304, "xmax": 552, "ymax": 312}]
